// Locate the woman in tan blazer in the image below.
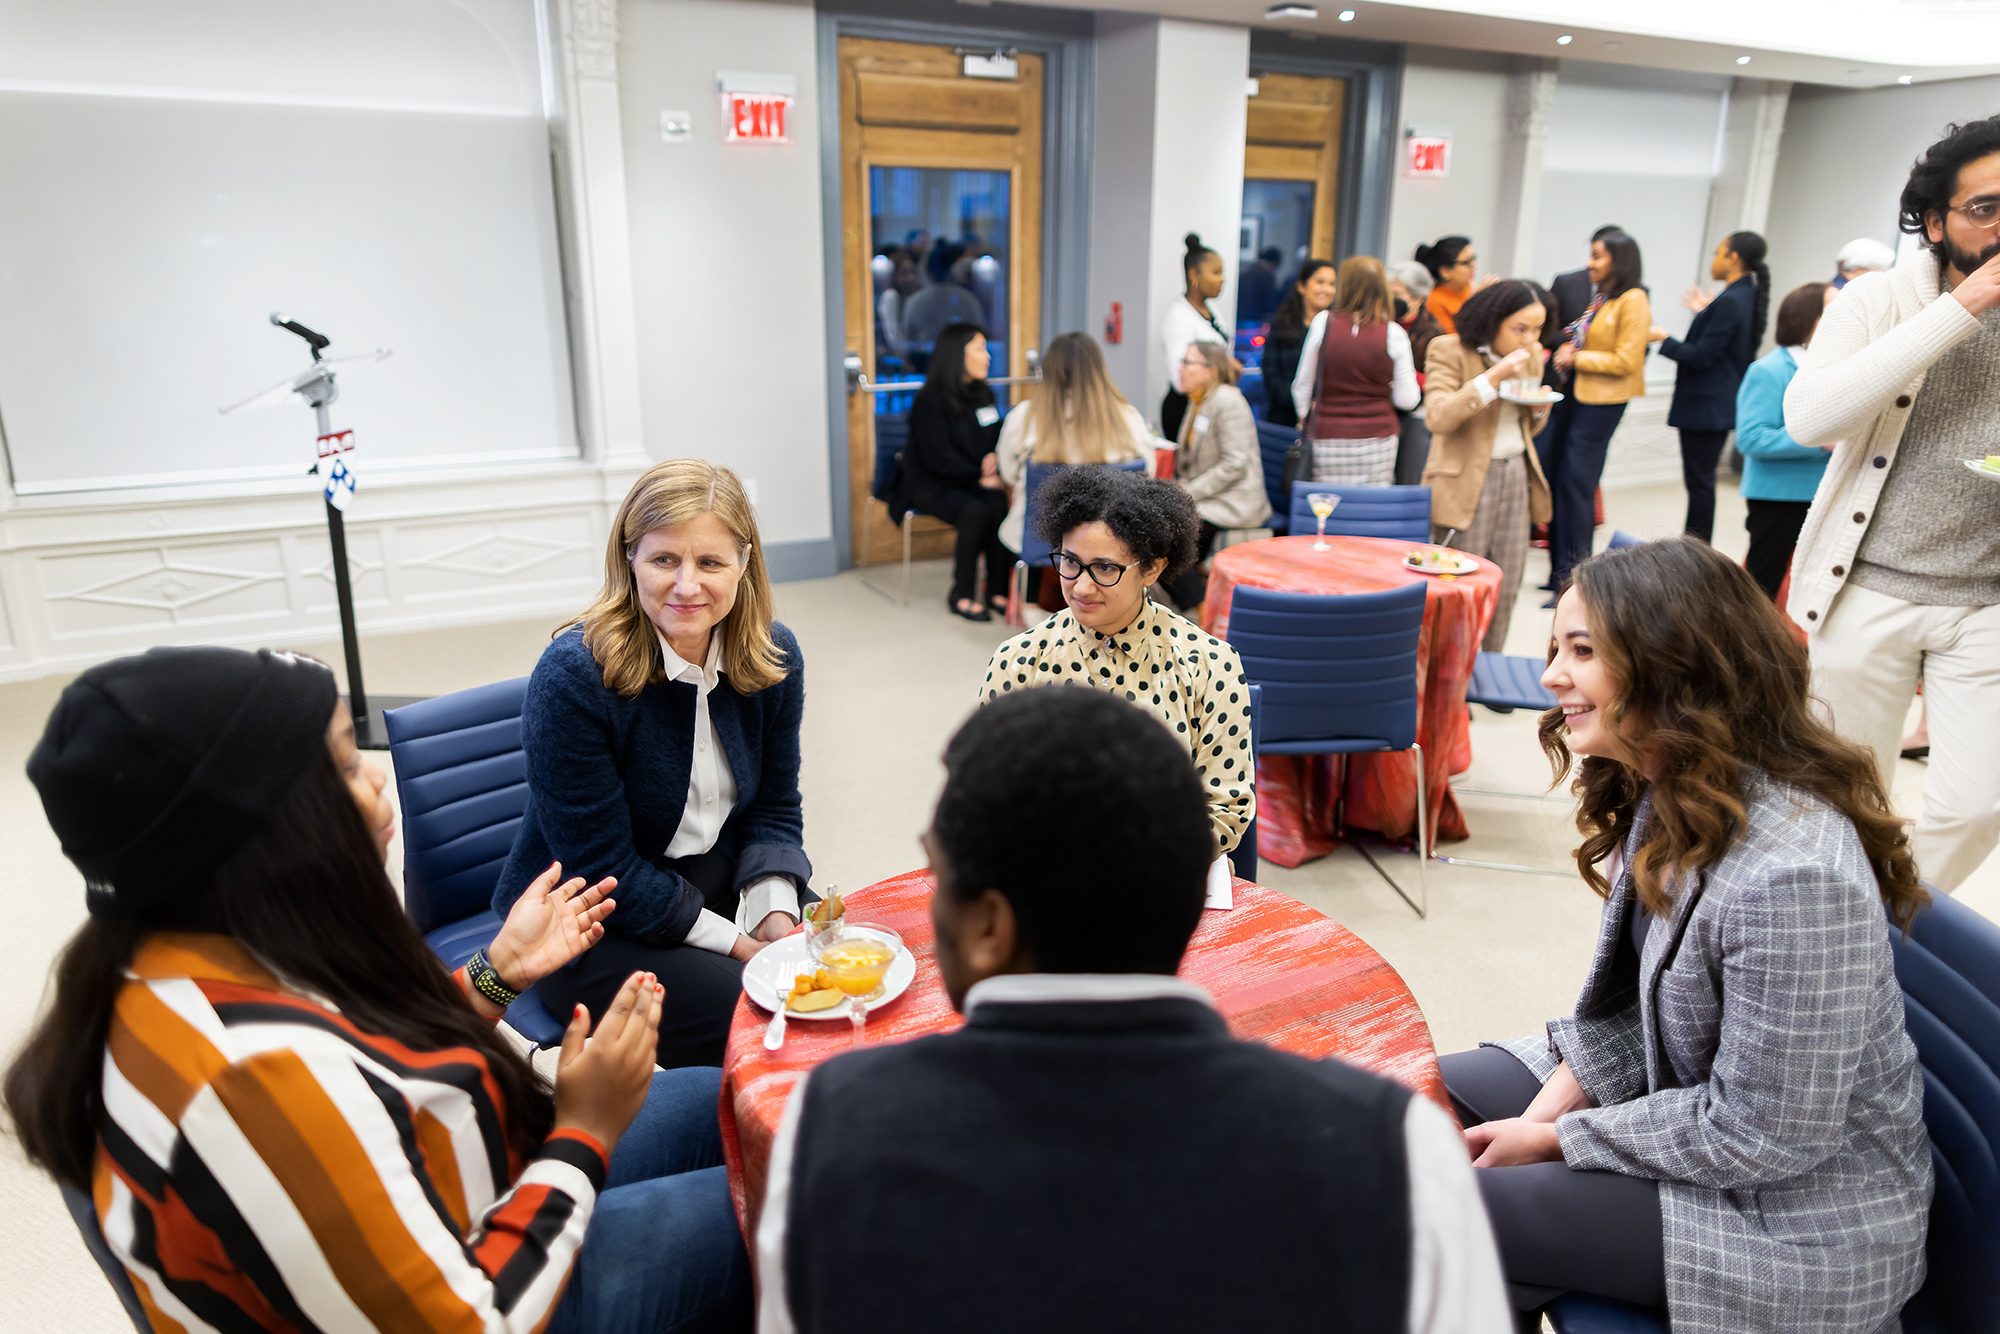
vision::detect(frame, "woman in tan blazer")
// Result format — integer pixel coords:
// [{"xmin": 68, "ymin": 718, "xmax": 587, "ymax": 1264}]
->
[
  {"xmin": 1540, "ymin": 231, "xmax": 1651, "ymax": 596},
  {"xmin": 1423, "ymin": 281, "xmax": 1554, "ymax": 651}
]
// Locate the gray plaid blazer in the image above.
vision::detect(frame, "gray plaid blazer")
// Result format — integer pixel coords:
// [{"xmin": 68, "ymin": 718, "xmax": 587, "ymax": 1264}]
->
[{"xmin": 1495, "ymin": 772, "xmax": 1931, "ymax": 1333}]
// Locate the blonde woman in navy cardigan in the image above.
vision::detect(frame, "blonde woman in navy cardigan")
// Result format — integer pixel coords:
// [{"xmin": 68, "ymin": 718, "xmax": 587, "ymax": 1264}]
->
[{"xmin": 498, "ymin": 459, "xmax": 813, "ymax": 1068}]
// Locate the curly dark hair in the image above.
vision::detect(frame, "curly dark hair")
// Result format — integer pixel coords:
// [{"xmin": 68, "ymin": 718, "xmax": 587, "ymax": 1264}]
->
[
  {"xmin": 1538, "ymin": 537, "xmax": 1924, "ymax": 930},
  {"xmin": 1899, "ymin": 115, "xmax": 2000, "ymax": 265},
  {"xmin": 1033, "ymin": 467, "xmax": 1201, "ymax": 584},
  {"xmin": 1451, "ymin": 279, "xmax": 1543, "ymax": 351},
  {"xmin": 936, "ymin": 688, "xmax": 1210, "ymax": 973}
]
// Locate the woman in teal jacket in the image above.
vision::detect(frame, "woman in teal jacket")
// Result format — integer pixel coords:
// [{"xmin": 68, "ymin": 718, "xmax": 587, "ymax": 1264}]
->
[{"xmin": 1736, "ymin": 282, "xmax": 1833, "ymax": 596}]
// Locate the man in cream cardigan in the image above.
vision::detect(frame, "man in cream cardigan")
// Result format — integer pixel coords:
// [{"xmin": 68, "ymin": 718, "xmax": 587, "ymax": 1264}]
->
[{"xmin": 1785, "ymin": 114, "xmax": 2000, "ymax": 891}]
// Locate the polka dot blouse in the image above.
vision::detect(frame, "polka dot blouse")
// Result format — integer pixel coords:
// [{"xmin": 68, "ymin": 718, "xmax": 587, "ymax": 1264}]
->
[{"xmin": 978, "ymin": 600, "xmax": 1256, "ymax": 854}]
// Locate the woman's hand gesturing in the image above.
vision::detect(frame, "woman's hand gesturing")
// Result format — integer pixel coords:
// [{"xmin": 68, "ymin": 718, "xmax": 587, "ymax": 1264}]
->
[
  {"xmin": 488, "ymin": 862, "xmax": 617, "ymax": 991},
  {"xmin": 553, "ymin": 971, "xmax": 662, "ymax": 1152}
]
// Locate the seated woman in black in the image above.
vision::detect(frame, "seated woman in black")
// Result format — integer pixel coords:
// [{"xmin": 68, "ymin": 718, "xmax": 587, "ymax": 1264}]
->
[
  {"xmin": 498, "ymin": 458, "xmax": 812, "ymax": 1067},
  {"xmin": 906, "ymin": 320, "xmax": 1010, "ymax": 621}
]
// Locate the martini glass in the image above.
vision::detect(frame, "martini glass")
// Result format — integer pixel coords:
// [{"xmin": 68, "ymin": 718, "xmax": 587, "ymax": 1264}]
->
[
  {"xmin": 818, "ymin": 923, "xmax": 901, "ymax": 1045},
  {"xmin": 1307, "ymin": 492, "xmax": 1339, "ymax": 551}
]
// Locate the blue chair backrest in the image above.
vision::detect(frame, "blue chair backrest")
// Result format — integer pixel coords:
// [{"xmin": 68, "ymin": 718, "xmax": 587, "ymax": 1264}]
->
[
  {"xmin": 1226, "ymin": 582, "xmax": 1426, "ymax": 751},
  {"xmin": 871, "ymin": 413, "xmax": 909, "ymax": 505},
  {"xmin": 1889, "ymin": 889, "xmax": 2000, "ymax": 1333},
  {"xmin": 1287, "ymin": 482, "xmax": 1432, "ymax": 542},
  {"xmin": 1607, "ymin": 529, "xmax": 1642, "ymax": 550},
  {"xmin": 384, "ymin": 679, "xmax": 531, "ymax": 936},
  {"xmin": 1255, "ymin": 421, "xmax": 1296, "ymax": 533},
  {"xmin": 60, "ymin": 1183, "xmax": 149, "ymax": 1332},
  {"xmin": 1018, "ymin": 457, "xmax": 1148, "ymax": 568},
  {"xmin": 1229, "ymin": 685, "xmax": 1262, "ymax": 882}
]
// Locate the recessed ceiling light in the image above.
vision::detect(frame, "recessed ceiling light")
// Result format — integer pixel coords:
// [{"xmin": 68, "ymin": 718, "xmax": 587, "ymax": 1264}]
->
[
  {"xmin": 1338, "ymin": 8, "xmax": 1357, "ymax": 19},
  {"xmin": 1556, "ymin": 34, "xmax": 1573, "ymax": 45},
  {"xmin": 1263, "ymin": 3, "xmax": 1317, "ymax": 18},
  {"xmin": 1736, "ymin": 55, "xmax": 1752, "ymax": 65},
  {"xmin": 1898, "ymin": 74, "xmax": 1915, "ymax": 84}
]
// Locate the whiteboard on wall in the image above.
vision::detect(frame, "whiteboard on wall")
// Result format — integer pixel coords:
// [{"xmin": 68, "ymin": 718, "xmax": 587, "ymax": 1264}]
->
[{"xmin": 0, "ymin": 0, "xmax": 576, "ymax": 494}]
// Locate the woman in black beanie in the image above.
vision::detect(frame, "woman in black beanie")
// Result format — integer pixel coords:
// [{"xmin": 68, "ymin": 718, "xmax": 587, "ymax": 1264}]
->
[{"xmin": 7, "ymin": 646, "xmax": 751, "ymax": 1333}]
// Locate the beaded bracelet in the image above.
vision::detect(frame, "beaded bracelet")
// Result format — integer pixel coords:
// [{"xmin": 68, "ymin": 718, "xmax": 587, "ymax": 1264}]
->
[{"xmin": 466, "ymin": 949, "xmax": 521, "ymax": 1009}]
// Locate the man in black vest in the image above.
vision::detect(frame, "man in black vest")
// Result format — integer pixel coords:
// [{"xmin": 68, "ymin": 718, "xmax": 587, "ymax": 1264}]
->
[{"xmin": 755, "ymin": 688, "xmax": 1509, "ymax": 1334}]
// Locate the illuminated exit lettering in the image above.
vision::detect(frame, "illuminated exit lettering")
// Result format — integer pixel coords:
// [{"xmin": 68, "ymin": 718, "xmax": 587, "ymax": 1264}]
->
[{"xmin": 724, "ymin": 93, "xmax": 791, "ymax": 143}]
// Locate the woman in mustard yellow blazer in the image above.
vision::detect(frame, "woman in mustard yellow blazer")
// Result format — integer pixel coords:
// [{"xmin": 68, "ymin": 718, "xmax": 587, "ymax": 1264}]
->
[{"xmin": 1539, "ymin": 231, "xmax": 1651, "ymax": 596}]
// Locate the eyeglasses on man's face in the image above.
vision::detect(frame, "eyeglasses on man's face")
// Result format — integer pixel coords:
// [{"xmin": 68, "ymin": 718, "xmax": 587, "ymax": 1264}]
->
[
  {"xmin": 1948, "ymin": 196, "xmax": 2000, "ymax": 230},
  {"xmin": 1053, "ymin": 549, "xmax": 1139, "ymax": 587}
]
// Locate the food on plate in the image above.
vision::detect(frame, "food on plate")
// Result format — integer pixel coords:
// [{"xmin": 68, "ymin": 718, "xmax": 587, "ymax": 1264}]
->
[
  {"xmin": 807, "ymin": 891, "xmax": 844, "ymax": 925},
  {"xmin": 1986, "ymin": 455, "xmax": 2000, "ymax": 471},
  {"xmin": 1405, "ymin": 546, "xmax": 1460, "ymax": 569},
  {"xmin": 787, "ymin": 966, "xmax": 844, "ymax": 1013}
]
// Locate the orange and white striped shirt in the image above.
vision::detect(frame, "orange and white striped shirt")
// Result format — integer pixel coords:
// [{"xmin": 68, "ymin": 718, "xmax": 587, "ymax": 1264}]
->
[{"xmin": 93, "ymin": 933, "xmax": 604, "ymax": 1333}]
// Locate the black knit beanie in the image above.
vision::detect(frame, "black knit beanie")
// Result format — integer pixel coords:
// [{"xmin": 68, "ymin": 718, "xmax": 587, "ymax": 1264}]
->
[{"xmin": 26, "ymin": 646, "xmax": 340, "ymax": 915}]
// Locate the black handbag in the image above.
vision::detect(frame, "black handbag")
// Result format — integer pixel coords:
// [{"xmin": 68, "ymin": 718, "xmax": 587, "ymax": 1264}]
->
[{"xmin": 1279, "ymin": 434, "xmax": 1307, "ymax": 493}]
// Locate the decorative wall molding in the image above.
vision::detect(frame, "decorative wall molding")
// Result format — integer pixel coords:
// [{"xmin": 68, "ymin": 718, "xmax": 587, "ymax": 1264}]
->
[
  {"xmin": 566, "ymin": 0, "xmax": 621, "ymax": 82},
  {"xmin": 1495, "ymin": 58, "xmax": 1558, "ymax": 279}
]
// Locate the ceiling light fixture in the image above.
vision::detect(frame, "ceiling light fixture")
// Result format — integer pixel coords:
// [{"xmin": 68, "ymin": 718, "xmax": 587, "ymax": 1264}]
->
[
  {"xmin": 1736, "ymin": 55, "xmax": 1752, "ymax": 64},
  {"xmin": 1556, "ymin": 34, "xmax": 1573, "ymax": 44},
  {"xmin": 1338, "ymin": 8, "xmax": 1357, "ymax": 19},
  {"xmin": 1263, "ymin": 3, "xmax": 1318, "ymax": 18},
  {"xmin": 1898, "ymin": 74, "xmax": 1915, "ymax": 84}
]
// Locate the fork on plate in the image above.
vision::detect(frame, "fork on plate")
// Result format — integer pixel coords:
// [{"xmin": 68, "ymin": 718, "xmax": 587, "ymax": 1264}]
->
[{"xmin": 763, "ymin": 966, "xmax": 803, "ymax": 1050}]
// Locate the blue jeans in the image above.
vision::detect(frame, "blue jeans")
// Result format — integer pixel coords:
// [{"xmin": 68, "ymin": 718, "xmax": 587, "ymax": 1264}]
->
[
  {"xmin": 1538, "ymin": 398, "xmax": 1628, "ymax": 589},
  {"xmin": 547, "ymin": 1068, "xmax": 753, "ymax": 1334}
]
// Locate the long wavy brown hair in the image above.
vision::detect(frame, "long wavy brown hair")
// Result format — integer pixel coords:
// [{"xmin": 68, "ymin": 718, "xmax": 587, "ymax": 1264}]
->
[
  {"xmin": 1539, "ymin": 538, "xmax": 1924, "ymax": 928},
  {"xmin": 568, "ymin": 459, "xmax": 786, "ymax": 696},
  {"xmin": 1025, "ymin": 332, "xmax": 1141, "ymax": 464}
]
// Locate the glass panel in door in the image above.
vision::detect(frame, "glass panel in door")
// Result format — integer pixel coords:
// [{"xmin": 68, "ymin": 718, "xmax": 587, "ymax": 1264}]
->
[
  {"xmin": 869, "ymin": 166, "xmax": 1011, "ymax": 415},
  {"xmin": 1238, "ymin": 178, "xmax": 1316, "ymax": 363}
]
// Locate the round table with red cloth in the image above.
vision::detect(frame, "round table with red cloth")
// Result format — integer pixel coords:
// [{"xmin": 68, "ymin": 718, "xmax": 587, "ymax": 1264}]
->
[
  {"xmin": 719, "ymin": 869, "xmax": 1450, "ymax": 1237},
  {"xmin": 1200, "ymin": 534, "xmax": 1503, "ymax": 867}
]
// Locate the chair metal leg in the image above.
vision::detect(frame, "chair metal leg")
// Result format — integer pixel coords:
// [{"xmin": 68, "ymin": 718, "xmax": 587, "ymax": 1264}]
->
[
  {"xmin": 1434, "ymin": 755, "xmax": 1575, "ymax": 877},
  {"xmin": 1450, "ymin": 779, "xmax": 1572, "ymax": 804},
  {"xmin": 1350, "ymin": 742, "xmax": 1427, "ymax": 920},
  {"xmin": 902, "ymin": 512, "xmax": 914, "ymax": 605}
]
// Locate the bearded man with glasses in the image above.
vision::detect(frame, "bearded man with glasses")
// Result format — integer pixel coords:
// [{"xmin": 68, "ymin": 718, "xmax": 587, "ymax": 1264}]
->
[
  {"xmin": 1785, "ymin": 113, "xmax": 2000, "ymax": 892},
  {"xmin": 977, "ymin": 467, "xmax": 1256, "ymax": 885}
]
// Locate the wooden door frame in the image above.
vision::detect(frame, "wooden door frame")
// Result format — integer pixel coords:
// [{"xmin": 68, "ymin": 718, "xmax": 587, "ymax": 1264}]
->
[
  {"xmin": 1247, "ymin": 34, "xmax": 1404, "ymax": 264},
  {"xmin": 815, "ymin": 5, "xmax": 1093, "ymax": 570}
]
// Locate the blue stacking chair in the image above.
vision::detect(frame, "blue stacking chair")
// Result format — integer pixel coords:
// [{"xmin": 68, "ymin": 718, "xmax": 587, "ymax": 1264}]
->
[
  {"xmin": 1547, "ymin": 887, "xmax": 2000, "ymax": 1334},
  {"xmin": 1606, "ymin": 529, "xmax": 1643, "ymax": 551},
  {"xmin": 383, "ymin": 682, "xmax": 566, "ymax": 1047},
  {"xmin": 59, "ymin": 1183, "xmax": 149, "ymax": 1331},
  {"xmin": 1254, "ymin": 421, "xmax": 1296, "ymax": 535},
  {"xmin": 1467, "ymin": 529, "xmax": 1642, "ymax": 720},
  {"xmin": 1227, "ymin": 582, "xmax": 1430, "ymax": 917},
  {"xmin": 1012, "ymin": 457, "xmax": 1148, "ymax": 614},
  {"xmin": 1228, "ymin": 685, "xmax": 1263, "ymax": 883},
  {"xmin": 858, "ymin": 413, "xmax": 956, "ymax": 605},
  {"xmin": 1287, "ymin": 482, "xmax": 1432, "ymax": 542}
]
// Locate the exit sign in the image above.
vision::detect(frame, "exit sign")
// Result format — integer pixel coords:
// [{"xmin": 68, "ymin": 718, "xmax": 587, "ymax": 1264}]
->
[
  {"xmin": 1405, "ymin": 131, "xmax": 1451, "ymax": 178},
  {"xmin": 723, "ymin": 92, "xmax": 791, "ymax": 143}
]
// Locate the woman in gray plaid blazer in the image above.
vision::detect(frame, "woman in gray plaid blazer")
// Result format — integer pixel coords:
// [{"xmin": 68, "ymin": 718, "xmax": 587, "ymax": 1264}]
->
[{"xmin": 1442, "ymin": 538, "xmax": 1932, "ymax": 1334}]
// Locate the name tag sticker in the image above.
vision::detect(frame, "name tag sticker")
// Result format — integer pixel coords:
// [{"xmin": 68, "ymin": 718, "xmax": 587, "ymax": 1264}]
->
[
  {"xmin": 1193, "ymin": 415, "xmax": 1210, "ymax": 435},
  {"xmin": 975, "ymin": 405, "xmax": 1000, "ymax": 426}
]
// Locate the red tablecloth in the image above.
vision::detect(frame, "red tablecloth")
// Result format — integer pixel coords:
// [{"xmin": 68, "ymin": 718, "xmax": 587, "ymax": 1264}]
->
[
  {"xmin": 1201, "ymin": 535, "xmax": 1502, "ymax": 866},
  {"xmin": 720, "ymin": 869, "xmax": 1449, "ymax": 1238}
]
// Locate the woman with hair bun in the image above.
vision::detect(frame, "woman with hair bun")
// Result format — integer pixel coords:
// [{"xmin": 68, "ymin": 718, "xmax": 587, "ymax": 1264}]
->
[
  {"xmin": 1652, "ymin": 229, "xmax": 1771, "ymax": 544},
  {"xmin": 1440, "ymin": 537, "xmax": 1931, "ymax": 1334},
  {"xmin": 1160, "ymin": 232, "xmax": 1236, "ymax": 441},
  {"xmin": 977, "ymin": 467, "xmax": 1255, "ymax": 862}
]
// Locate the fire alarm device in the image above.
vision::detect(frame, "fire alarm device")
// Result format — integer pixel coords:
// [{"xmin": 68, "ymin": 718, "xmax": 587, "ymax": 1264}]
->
[{"xmin": 1105, "ymin": 301, "xmax": 1123, "ymax": 345}]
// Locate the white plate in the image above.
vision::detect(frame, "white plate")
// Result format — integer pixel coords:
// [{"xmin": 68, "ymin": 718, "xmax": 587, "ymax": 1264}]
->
[
  {"xmin": 1962, "ymin": 459, "xmax": 2000, "ymax": 481},
  {"xmin": 1404, "ymin": 550, "xmax": 1480, "ymax": 576},
  {"xmin": 1498, "ymin": 384, "xmax": 1563, "ymax": 406},
  {"xmin": 741, "ymin": 931, "xmax": 917, "ymax": 1020}
]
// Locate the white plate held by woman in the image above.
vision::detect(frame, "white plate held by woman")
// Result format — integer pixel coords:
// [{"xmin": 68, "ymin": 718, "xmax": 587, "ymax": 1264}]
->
[
  {"xmin": 1498, "ymin": 383, "xmax": 1563, "ymax": 407},
  {"xmin": 741, "ymin": 932, "xmax": 918, "ymax": 1020}
]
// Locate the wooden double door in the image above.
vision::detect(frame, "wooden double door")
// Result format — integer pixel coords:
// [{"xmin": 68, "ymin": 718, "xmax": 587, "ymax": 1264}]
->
[{"xmin": 838, "ymin": 37, "xmax": 1043, "ymax": 566}]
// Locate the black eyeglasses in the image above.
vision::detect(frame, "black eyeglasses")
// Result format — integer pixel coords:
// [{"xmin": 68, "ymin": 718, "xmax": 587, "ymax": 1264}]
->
[{"xmin": 1053, "ymin": 549, "xmax": 1139, "ymax": 587}]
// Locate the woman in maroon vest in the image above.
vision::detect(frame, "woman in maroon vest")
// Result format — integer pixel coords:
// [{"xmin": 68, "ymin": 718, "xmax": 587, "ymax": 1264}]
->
[{"xmin": 1291, "ymin": 256, "xmax": 1422, "ymax": 485}]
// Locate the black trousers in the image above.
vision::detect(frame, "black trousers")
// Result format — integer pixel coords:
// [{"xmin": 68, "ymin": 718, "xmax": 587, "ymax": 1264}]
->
[
  {"xmin": 1395, "ymin": 410, "xmax": 1432, "ymax": 487},
  {"xmin": 1678, "ymin": 429, "xmax": 1731, "ymax": 544},
  {"xmin": 1166, "ymin": 520, "xmax": 1224, "ymax": 611},
  {"xmin": 922, "ymin": 485, "xmax": 1013, "ymax": 605},
  {"xmin": 1539, "ymin": 397, "xmax": 1627, "ymax": 590},
  {"xmin": 1744, "ymin": 498, "xmax": 1811, "ymax": 598},
  {"xmin": 1160, "ymin": 387, "xmax": 1189, "ymax": 443},
  {"xmin": 535, "ymin": 848, "xmax": 808, "ymax": 1070},
  {"xmin": 1439, "ymin": 1047, "xmax": 1666, "ymax": 1317}
]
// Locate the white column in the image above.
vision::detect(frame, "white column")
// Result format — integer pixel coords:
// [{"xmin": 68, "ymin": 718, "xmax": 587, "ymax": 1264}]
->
[
  {"xmin": 557, "ymin": 0, "xmax": 649, "ymax": 472},
  {"xmin": 1493, "ymin": 57, "xmax": 1556, "ymax": 280},
  {"xmin": 1705, "ymin": 78, "xmax": 1792, "ymax": 242}
]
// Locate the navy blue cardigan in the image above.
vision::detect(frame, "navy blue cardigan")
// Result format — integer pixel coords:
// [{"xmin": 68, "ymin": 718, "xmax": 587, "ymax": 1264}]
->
[
  {"xmin": 1658, "ymin": 277, "xmax": 1758, "ymax": 431},
  {"xmin": 494, "ymin": 624, "xmax": 812, "ymax": 947}
]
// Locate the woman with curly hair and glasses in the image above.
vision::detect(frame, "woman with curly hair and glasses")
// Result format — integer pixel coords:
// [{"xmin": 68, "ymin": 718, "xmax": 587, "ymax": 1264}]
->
[
  {"xmin": 977, "ymin": 467, "xmax": 1255, "ymax": 868},
  {"xmin": 1438, "ymin": 537, "xmax": 1931, "ymax": 1334}
]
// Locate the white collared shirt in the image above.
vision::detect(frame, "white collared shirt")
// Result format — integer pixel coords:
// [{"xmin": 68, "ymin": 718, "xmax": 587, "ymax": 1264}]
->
[
  {"xmin": 755, "ymin": 973, "xmax": 1512, "ymax": 1334},
  {"xmin": 1467, "ymin": 350, "xmax": 1533, "ymax": 461},
  {"xmin": 656, "ymin": 629, "xmax": 800, "ymax": 954}
]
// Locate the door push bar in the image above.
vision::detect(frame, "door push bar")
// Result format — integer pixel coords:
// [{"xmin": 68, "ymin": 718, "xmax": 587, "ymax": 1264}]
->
[{"xmin": 844, "ymin": 348, "xmax": 1040, "ymax": 395}]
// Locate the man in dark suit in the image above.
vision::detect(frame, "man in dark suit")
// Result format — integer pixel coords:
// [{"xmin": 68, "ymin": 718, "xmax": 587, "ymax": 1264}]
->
[{"xmin": 755, "ymin": 688, "xmax": 1510, "ymax": 1334}]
